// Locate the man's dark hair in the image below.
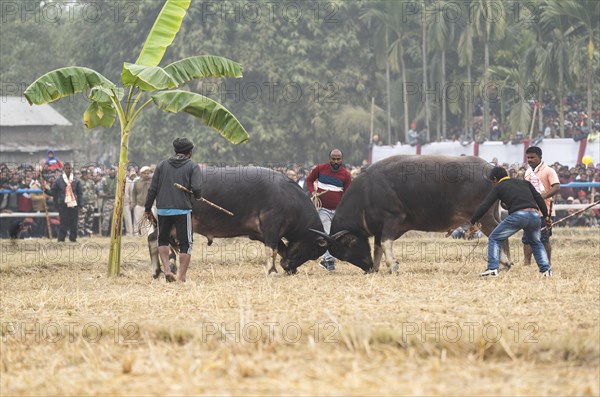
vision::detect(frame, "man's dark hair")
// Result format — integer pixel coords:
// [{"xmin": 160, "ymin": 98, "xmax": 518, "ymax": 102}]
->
[
  {"xmin": 173, "ymin": 137, "xmax": 194, "ymax": 154},
  {"xmin": 329, "ymin": 149, "xmax": 343, "ymax": 157},
  {"xmin": 489, "ymin": 166, "xmax": 508, "ymax": 181},
  {"xmin": 525, "ymin": 146, "xmax": 542, "ymax": 157}
]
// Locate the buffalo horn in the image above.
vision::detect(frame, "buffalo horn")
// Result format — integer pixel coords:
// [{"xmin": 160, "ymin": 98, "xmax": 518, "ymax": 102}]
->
[
  {"xmin": 330, "ymin": 230, "xmax": 350, "ymax": 239},
  {"xmin": 308, "ymin": 228, "xmax": 335, "ymax": 243}
]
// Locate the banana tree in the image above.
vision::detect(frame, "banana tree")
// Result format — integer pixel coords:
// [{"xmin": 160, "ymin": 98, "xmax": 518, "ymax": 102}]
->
[{"xmin": 23, "ymin": 0, "xmax": 249, "ymax": 276}]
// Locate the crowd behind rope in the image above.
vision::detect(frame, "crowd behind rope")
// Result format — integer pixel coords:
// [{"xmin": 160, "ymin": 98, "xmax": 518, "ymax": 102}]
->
[
  {"xmin": 393, "ymin": 92, "xmax": 600, "ymax": 146},
  {"xmin": 1, "ymin": 153, "xmax": 599, "ymax": 239}
]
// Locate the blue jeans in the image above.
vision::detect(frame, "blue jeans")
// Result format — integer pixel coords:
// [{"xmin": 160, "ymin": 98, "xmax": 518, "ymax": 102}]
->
[{"xmin": 488, "ymin": 210, "xmax": 550, "ymax": 272}]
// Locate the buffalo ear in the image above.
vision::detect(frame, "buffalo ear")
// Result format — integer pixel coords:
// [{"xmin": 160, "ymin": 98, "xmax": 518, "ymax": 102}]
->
[{"xmin": 340, "ymin": 234, "xmax": 359, "ymax": 247}]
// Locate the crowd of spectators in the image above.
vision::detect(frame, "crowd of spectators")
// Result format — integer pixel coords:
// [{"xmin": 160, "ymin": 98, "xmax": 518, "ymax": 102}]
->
[
  {"xmin": 1, "ymin": 152, "xmax": 597, "ymax": 238},
  {"xmin": 0, "ymin": 157, "xmax": 372, "ymax": 239},
  {"xmin": 407, "ymin": 92, "xmax": 600, "ymax": 146}
]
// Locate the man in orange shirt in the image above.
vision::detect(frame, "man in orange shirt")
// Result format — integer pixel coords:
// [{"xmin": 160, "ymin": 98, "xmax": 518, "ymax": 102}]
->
[{"xmin": 523, "ymin": 146, "xmax": 560, "ymax": 266}]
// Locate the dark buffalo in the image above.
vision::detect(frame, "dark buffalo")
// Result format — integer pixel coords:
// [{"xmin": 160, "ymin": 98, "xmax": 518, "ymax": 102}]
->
[
  {"xmin": 315, "ymin": 155, "xmax": 512, "ymax": 273},
  {"xmin": 149, "ymin": 166, "xmax": 327, "ymax": 277}
]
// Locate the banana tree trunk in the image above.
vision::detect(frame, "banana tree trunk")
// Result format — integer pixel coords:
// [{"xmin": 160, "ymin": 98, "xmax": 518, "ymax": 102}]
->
[{"xmin": 108, "ymin": 127, "xmax": 131, "ymax": 276}]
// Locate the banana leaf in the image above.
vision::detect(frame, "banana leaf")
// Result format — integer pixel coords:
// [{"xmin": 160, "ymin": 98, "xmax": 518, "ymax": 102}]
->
[
  {"xmin": 152, "ymin": 90, "xmax": 249, "ymax": 144},
  {"xmin": 83, "ymin": 101, "xmax": 117, "ymax": 129},
  {"xmin": 164, "ymin": 55, "xmax": 243, "ymax": 85},
  {"xmin": 122, "ymin": 63, "xmax": 178, "ymax": 91},
  {"xmin": 135, "ymin": 0, "xmax": 191, "ymax": 67},
  {"xmin": 24, "ymin": 66, "xmax": 115, "ymax": 105}
]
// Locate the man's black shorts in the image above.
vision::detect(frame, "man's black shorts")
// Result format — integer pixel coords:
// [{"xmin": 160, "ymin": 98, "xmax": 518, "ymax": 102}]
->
[{"xmin": 157, "ymin": 213, "xmax": 193, "ymax": 254}]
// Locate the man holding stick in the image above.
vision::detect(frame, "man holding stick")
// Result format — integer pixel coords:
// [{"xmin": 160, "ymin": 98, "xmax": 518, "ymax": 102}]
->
[
  {"xmin": 144, "ymin": 138, "xmax": 202, "ymax": 282},
  {"xmin": 523, "ymin": 146, "xmax": 560, "ymax": 266},
  {"xmin": 469, "ymin": 167, "xmax": 552, "ymax": 278}
]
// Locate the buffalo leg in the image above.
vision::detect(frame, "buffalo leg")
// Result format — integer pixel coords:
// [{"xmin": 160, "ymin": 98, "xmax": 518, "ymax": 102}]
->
[
  {"xmin": 149, "ymin": 229, "xmax": 178, "ymax": 279},
  {"xmin": 379, "ymin": 214, "xmax": 407, "ymax": 273},
  {"xmin": 265, "ymin": 247, "xmax": 278, "ymax": 275},
  {"xmin": 381, "ymin": 240, "xmax": 400, "ymax": 273},
  {"xmin": 148, "ymin": 230, "xmax": 162, "ymax": 279},
  {"xmin": 373, "ymin": 235, "xmax": 384, "ymax": 272}
]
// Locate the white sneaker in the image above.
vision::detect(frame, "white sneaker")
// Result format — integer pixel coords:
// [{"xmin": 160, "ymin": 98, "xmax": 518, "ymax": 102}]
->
[
  {"xmin": 479, "ymin": 269, "xmax": 498, "ymax": 277},
  {"xmin": 541, "ymin": 270, "xmax": 553, "ymax": 278}
]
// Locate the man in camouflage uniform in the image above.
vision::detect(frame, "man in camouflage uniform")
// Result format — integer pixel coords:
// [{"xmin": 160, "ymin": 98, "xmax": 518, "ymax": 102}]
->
[
  {"xmin": 132, "ymin": 166, "xmax": 154, "ymax": 235},
  {"xmin": 78, "ymin": 170, "xmax": 97, "ymax": 236},
  {"xmin": 98, "ymin": 167, "xmax": 117, "ymax": 236}
]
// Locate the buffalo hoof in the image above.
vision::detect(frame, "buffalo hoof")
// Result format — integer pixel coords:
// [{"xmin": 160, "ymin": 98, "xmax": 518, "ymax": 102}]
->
[
  {"xmin": 152, "ymin": 269, "xmax": 162, "ymax": 279},
  {"xmin": 392, "ymin": 264, "xmax": 399, "ymax": 274},
  {"xmin": 165, "ymin": 274, "xmax": 176, "ymax": 283},
  {"xmin": 501, "ymin": 262, "xmax": 513, "ymax": 271},
  {"xmin": 284, "ymin": 268, "xmax": 298, "ymax": 275},
  {"xmin": 170, "ymin": 263, "xmax": 178, "ymax": 274}
]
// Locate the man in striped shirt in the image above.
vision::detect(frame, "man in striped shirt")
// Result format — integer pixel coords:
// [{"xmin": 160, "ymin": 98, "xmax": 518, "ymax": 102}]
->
[{"xmin": 306, "ymin": 149, "xmax": 352, "ymax": 271}]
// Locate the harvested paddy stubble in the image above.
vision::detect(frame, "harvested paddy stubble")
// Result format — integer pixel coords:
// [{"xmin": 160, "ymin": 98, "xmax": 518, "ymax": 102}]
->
[{"xmin": 1, "ymin": 227, "xmax": 598, "ymax": 396}]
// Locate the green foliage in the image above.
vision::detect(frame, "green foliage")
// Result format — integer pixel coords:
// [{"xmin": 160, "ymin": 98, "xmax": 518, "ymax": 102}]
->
[
  {"xmin": 152, "ymin": 90, "xmax": 249, "ymax": 144},
  {"xmin": 23, "ymin": 67, "xmax": 115, "ymax": 105},
  {"xmin": 4, "ymin": 0, "xmax": 600, "ymax": 164},
  {"xmin": 135, "ymin": 0, "xmax": 192, "ymax": 66},
  {"xmin": 84, "ymin": 101, "xmax": 117, "ymax": 129}
]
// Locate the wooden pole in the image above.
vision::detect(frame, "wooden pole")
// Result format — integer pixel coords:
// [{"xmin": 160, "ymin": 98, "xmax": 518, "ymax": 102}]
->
[
  {"xmin": 39, "ymin": 168, "xmax": 53, "ymax": 239},
  {"xmin": 174, "ymin": 183, "xmax": 234, "ymax": 216},
  {"xmin": 541, "ymin": 199, "xmax": 600, "ymax": 230},
  {"xmin": 370, "ymin": 97, "xmax": 375, "ymax": 144},
  {"xmin": 529, "ymin": 102, "xmax": 538, "ymax": 140}
]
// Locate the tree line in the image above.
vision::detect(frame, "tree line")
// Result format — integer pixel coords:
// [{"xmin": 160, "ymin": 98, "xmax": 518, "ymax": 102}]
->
[{"xmin": 1, "ymin": 0, "xmax": 598, "ymax": 165}]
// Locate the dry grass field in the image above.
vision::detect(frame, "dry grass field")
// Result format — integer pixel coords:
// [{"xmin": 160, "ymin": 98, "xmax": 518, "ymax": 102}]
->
[{"xmin": 1, "ymin": 227, "xmax": 599, "ymax": 396}]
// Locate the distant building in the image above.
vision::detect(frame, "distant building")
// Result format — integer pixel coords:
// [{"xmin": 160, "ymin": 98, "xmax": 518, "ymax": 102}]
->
[{"xmin": 0, "ymin": 96, "xmax": 73, "ymax": 165}]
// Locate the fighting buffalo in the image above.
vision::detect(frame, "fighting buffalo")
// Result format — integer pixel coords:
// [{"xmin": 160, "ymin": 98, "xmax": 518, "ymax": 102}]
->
[
  {"xmin": 148, "ymin": 166, "xmax": 327, "ymax": 277},
  {"xmin": 312, "ymin": 155, "xmax": 513, "ymax": 273}
]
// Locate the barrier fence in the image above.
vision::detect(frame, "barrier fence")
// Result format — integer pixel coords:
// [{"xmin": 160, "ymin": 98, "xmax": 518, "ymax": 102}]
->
[{"xmin": 1, "ymin": 184, "xmax": 599, "ymax": 236}]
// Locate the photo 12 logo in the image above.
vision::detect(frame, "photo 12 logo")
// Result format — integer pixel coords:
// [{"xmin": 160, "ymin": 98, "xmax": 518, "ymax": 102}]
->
[
  {"xmin": 1, "ymin": 321, "xmax": 140, "ymax": 344},
  {"xmin": 401, "ymin": 1, "xmax": 538, "ymax": 25},
  {"xmin": 401, "ymin": 321, "xmax": 540, "ymax": 344},
  {"xmin": 199, "ymin": 81, "xmax": 339, "ymax": 104},
  {"xmin": 199, "ymin": 321, "xmax": 340, "ymax": 344},
  {"xmin": 1, "ymin": 1, "xmax": 140, "ymax": 24},
  {"xmin": 198, "ymin": 1, "xmax": 340, "ymax": 24}
]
